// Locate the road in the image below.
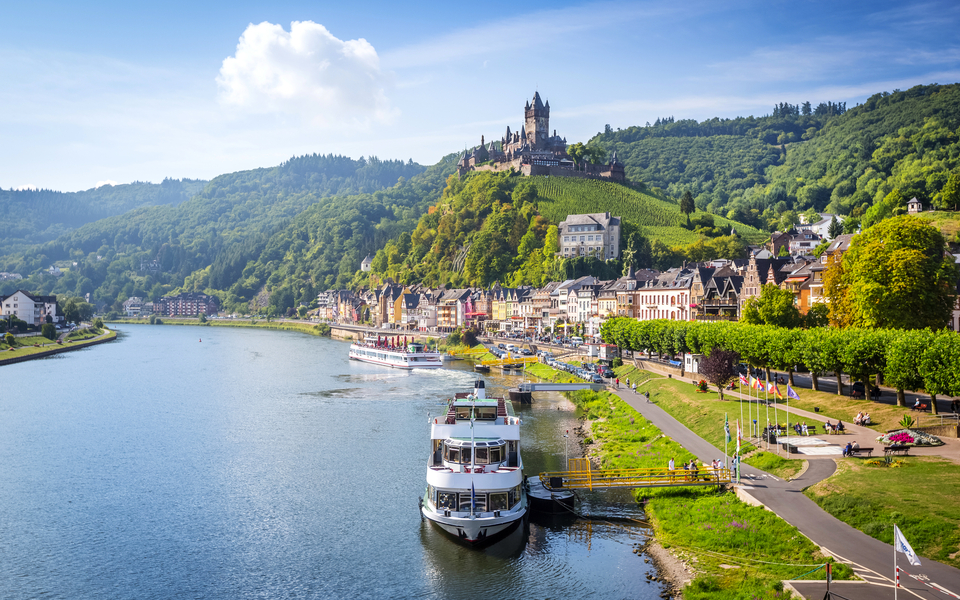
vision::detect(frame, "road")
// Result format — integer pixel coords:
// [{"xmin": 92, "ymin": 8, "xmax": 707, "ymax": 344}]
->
[{"xmin": 611, "ymin": 385, "xmax": 960, "ymax": 600}]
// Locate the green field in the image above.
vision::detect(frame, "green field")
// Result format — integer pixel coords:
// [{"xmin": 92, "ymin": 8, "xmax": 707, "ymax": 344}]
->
[
  {"xmin": 805, "ymin": 457, "xmax": 960, "ymax": 568},
  {"xmin": 613, "ymin": 365, "xmax": 805, "ymax": 479},
  {"xmin": 530, "ymin": 176, "xmax": 766, "ymax": 246}
]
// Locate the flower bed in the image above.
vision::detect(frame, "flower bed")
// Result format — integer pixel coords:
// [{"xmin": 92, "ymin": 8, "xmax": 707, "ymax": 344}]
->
[{"xmin": 876, "ymin": 429, "xmax": 944, "ymax": 447}]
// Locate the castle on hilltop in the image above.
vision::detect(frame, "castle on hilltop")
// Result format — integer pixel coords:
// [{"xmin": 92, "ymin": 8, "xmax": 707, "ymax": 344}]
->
[{"xmin": 457, "ymin": 92, "xmax": 626, "ymax": 182}]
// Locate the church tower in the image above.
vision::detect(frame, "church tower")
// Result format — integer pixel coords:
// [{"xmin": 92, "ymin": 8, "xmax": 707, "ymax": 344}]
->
[{"xmin": 524, "ymin": 92, "xmax": 549, "ymax": 149}]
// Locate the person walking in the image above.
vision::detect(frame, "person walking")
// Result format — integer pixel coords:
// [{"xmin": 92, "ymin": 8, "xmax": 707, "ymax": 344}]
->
[
  {"xmin": 668, "ymin": 457, "xmax": 675, "ymax": 483},
  {"xmin": 616, "ymin": 378, "xmax": 620, "ymax": 389}
]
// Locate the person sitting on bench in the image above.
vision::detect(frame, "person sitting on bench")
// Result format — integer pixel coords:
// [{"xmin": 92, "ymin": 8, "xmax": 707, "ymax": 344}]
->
[
  {"xmin": 914, "ymin": 398, "xmax": 921, "ymax": 410},
  {"xmin": 836, "ymin": 420, "xmax": 845, "ymax": 433},
  {"xmin": 824, "ymin": 420, "xmax": 833, "ymax": 433},
  {"xmin": 852, "ymin": 440, "xmax": 860, "ymax": 452},
  {"xmin": 842, "ymin": 442, "xmax": 853, "ymax": 457},
  {"xmin": 801, "ymin": 422, "xmax": 809, "ymax": 435}
]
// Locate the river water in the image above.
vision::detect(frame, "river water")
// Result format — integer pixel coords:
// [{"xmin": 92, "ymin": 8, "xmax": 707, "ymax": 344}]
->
[{"xmin": 0, "ymin": 325, "xmax": 663, "ymax": 599}]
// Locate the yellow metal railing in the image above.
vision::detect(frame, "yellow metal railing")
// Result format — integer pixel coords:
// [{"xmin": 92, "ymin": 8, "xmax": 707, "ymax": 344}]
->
[
  {"xmin": 540, "ymin": 465, "xmax": 732, "ymax": 491},
  {"xmin": 480, "ymin": 356, "xmax": 540, "ymax": 366}
]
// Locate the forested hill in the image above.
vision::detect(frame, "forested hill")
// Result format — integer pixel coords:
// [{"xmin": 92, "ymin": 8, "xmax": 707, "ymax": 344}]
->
[
  {"xmin": 0, "ymin": 178, "xmax": 205, "ymax": 253},
  {"xmin": 364, "ymin": 171, "xmax": 765, "ymax": 292},
  {"xmin": 0, "ymin": 154, "xmax": 451, "ymax": 312},
  {"xmin": 592, "ymin": 83, "xmax": 960, "ymax": 232}
]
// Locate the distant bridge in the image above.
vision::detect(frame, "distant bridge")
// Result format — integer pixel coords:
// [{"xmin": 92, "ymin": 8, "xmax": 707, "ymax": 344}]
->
[{"xmin": 540, "ymin": 458, "xmax": 732, "ymax": 491}]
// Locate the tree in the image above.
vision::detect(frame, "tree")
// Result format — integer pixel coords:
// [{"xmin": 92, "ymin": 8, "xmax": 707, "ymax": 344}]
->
[
  {"xmin": 198, "ymin": 313, "xmax": 208, "ymax": 323},
  {"xmin": 885, "ymin": 329, "xmax": 930, "ymax": 407},
  {"xmin": 741, "ymin": 284, "xmax": 803, "ymax": 328},
  {"xmin": 827, "ymin": 216, "xmax": 843, "ymax": 239},
  {"xmin": 803, "ymin": 303, "xmax": 829, "ymax": 328},
  {"xmin": 699, "ymin": 347, "xmax": 740, "ymax": 400},
  {"xmin": 941, "ymin": 171, "xmax": 960, "ymax": 211},
  {"xmin": 41, "ymin": 323, "xmax": 57, "ymax": 340},
  {"xmin": 4, "ymin": 332, "xmax": 14, "ymax": 346},
  {"xmin": 825, "ymin": 215, "xmax": 958, "ymax": 330},
  {"xmin": 679, "ymin": 190, "xmax": 695, "ymax": 225}
]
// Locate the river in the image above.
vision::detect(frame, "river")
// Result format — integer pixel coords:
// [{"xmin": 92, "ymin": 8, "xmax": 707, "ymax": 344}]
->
[{"xmin": 0, "ymin": 324, "xmax": 663, "ymax": 599}]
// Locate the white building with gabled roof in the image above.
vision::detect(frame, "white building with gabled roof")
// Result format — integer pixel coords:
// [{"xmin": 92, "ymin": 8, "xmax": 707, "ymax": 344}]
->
[{"xmin": 557, "ymin": 212, "xmax": 621, "ymax": 260}]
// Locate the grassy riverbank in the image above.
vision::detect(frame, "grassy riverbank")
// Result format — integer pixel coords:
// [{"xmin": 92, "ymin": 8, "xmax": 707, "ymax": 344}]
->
[
  {"xmin": 614, "ymin": 365, "xmax": 805, "ymax": 480},
  {"xmin": 565, "ymin": 387, "xmax": 851, "ymax": 597},
  {"xmin": 1, "ymin": 326, "xmax": 115, "ymax": 361},
  {"xmin": 804, "ymin": 456, "xmax": 960, "ymax": 568},
  {"xmin": 108, "ymin": 317, "xmax": 331, "ymax": 337}
]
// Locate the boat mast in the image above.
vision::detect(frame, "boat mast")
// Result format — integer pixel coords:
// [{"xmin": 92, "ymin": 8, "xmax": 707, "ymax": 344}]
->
[{"xmin": 470, "ymin": 397, "xmax": 476, "ymax": 519}]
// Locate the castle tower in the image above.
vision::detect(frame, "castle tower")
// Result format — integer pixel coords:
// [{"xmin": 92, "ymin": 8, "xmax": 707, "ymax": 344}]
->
[{"xmin": 524, "ymin": 92, "xmax": 549, "ymax": 149}]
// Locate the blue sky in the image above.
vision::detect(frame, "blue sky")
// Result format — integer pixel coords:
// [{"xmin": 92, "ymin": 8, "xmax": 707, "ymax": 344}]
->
[{"xmin": 2, "ymin": 0, "xmax": 959, "ymax": 191}]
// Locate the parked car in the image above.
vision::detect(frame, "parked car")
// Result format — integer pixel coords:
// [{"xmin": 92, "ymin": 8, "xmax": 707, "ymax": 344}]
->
[{"xmin": 590, "ymin": 374, "xmax": 604, "ymax": 384}]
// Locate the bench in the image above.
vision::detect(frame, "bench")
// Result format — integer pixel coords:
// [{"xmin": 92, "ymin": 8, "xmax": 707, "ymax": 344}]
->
[
  {"xmin": 884, "ymin": 446, "xmax": 910, "ymax": 456},
  {"xmin": 849, "ymin": 447, "xmax": 873, "ymax": 457},
  {"xmin": 911, "ymin": 404, "xmax": 928, "ymax": 412}
]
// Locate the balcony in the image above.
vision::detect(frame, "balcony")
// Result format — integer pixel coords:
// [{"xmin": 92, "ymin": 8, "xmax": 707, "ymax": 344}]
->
[{"xmin": 698, "ymin": 298, "xmax": 739, "ymax": 308}]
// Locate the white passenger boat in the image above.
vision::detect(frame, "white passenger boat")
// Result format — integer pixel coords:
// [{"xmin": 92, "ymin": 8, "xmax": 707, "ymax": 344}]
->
[
  {"xmin": 421, "ymin": 380, "xmax": 527, "ymax": 544},
  {"xmin": 349, "ymin": 336, "xmax": 443, "ymax": 369}
]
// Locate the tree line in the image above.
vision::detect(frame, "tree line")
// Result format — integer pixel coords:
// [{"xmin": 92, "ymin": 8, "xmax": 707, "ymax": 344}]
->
[{"xmin": 601, "ymin": 317, "xmax": 960, "ymax": 414}]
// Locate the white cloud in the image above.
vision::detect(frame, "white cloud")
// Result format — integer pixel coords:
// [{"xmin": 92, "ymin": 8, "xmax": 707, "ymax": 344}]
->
[
  {"xmin": 95, "ymin": 180, "xmax": 118, "ymax": 188},
  {"xmin": 217, "ymin": 21, "xmax": 395, "ymax": 128}
]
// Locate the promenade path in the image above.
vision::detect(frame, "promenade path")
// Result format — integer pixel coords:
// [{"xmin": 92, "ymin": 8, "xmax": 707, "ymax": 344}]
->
[{"xmin": 610, "ymin": 385, "xmax": 960, "ymax": 600}]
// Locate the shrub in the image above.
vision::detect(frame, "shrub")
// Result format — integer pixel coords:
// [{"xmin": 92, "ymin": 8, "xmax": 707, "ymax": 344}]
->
[
  {"xmin": 4, "ymin": 332, "xmax": 15, "ymax": 346},
  {"xmin": 41, "ymin": 323, "xmax": 57, "ymax": 341}
]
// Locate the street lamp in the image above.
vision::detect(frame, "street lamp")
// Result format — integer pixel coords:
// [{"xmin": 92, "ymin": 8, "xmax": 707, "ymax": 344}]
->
[{"xmin": 563, "ymin": 430, "xmax": 569, "ymax": 469}]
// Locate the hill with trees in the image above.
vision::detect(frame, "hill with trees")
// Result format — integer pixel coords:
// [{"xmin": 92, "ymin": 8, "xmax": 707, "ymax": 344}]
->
[
  {"xmin": 363, "ymin": 171, "xmax": 765, "ymax": 291},
  {"xmin": 0, "ymin": 178, "xmax": 206, "ymax": 254},
  {"xmin": 0, "ymin": 154, "xmax": 449, "ymax": 314},
  {"xmin": 592, "ymin": 84, "xmax": 960, "ymax": 233}
]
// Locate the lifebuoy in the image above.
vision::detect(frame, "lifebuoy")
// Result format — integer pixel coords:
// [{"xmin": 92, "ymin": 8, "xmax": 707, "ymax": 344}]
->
[
  {"xmin": 504, "ymin": 417, "xmax": 508, "ymax": 424},
  {"xmin": 434, "ymin": 418, "xmax": 438, "ymax": 424}
]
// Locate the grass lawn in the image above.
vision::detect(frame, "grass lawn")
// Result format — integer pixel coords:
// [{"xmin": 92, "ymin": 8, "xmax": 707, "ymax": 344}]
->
[
  {"xmin": 614, "ymin": 365, "xmax": 805, "ymax": 479},
  {"xmin": 804, "ymin": 456, "xmax": 960, "ymax": 568},
  {"xmin": 773, "ymin": 385, "xmax": 935, "ymax": 432},
  {"xmin": 1, "ymin": 328, "xmax": 115, "ymax": 359},
  {"xmin": 564, "ymin": 387, "xmax": 852, "ymax": 598}
]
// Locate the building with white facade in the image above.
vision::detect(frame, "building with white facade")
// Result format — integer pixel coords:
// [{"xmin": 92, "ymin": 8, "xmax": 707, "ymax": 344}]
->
[
  {"xmin": 1, "ymin": 290, "xmax": 62, "ymax": 326},
  {"xmin": 558, "ymin": 212, "xmax": 621, "ymax": 260}
]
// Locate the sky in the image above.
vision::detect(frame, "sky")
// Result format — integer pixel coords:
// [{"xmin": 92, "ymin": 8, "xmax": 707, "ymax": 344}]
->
[{"xmin": 2, "ymin": 0, "xmax": 959, "ymax": 191}]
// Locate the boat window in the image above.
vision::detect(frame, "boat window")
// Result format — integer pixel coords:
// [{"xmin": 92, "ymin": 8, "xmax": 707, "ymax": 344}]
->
[
  {"xmin": 437, "ymin": 492, "xmax": 457, "ymax": 509},
  {"xmin": 489, "ymin": 446, "xmax": 502, "ymax": 463},
  {"xmin": 475, "ymin": 447, "xmax": 488, "ymax": 464},
  {"xmin": 459, "ymin": 493, "xmax": 486, "ymax": 512},
  {"xmin": 508, "ymin": 486, "xmax": 517, "ymax": 507},
  {"xmin": 477, "ymin": 407, "xmax": 497, "ymax": 420},
  {"xmin": 489, "ymin": 492, "xmax": 508, "ymax": 511},
  {"xmin": 446, "ymin": 446, "xmax": 460, "ymax": 463},
  {"xmin": 455, "ymin": 407, "xmax": 472, "ymax": 419},
  {"xmin": 461, "ymin": 447, "xmax": 471, "ymax": 463}
]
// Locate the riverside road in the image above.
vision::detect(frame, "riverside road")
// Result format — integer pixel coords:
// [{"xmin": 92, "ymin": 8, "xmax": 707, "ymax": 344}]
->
[{"xmin": 613, "ymin": 381, "xmax": 960, "ymax": 600}]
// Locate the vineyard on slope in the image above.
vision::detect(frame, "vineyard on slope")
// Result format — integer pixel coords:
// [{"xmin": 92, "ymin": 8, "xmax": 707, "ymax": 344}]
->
[{"xmin": 530, "ymin": 176, "xmax": 765, "ymax": 246}]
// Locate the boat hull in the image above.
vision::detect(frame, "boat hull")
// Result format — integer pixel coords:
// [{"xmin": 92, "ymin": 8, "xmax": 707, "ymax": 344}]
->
[{"xmin": 421, "ymin": 506, "xmax": 527, "ymax": 545}]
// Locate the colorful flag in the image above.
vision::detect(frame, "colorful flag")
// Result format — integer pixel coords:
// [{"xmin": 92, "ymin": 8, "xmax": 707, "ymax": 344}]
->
[
  {"xmin": 725, "ymin": 415, "xmax": 731, "ymax": 443},
  {"xmin": 770, "ymin": 383, "xmax": 784, "ymax": 399},
  {"xmin": 894, "ymin": 525, "xmax": 921, "ymax": 566},
  {"xmin": 750, "ymin": 376, "xmax": 762, "ymax": 391},
  {"xmin": 739, "ymin": 373, "xmax": 749, "ymax": 386},
  {"xmin": 787, "ymin": 384, "xmax": 801, "ymax": 401}
]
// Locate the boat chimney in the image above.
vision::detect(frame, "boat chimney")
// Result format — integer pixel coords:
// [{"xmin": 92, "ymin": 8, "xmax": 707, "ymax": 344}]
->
[{"xmin": 473, "ymin": 380, "xmax": 486, "ymax": 399}]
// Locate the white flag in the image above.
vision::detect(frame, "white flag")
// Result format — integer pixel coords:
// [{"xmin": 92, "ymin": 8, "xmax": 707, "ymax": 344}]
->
[{"xmin": 894, "ymin": 525, "xmax": 922, "ymax": 566}]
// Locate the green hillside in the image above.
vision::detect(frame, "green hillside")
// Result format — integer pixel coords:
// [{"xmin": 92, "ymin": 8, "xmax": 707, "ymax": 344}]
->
[
  {"xmin": 367, "ymin": 171, "xmax": 763, "ymax": 291},
  {"xmin": 0, "ymin": 154, "xmax": 451, "ymax": 313},
  {"xmin": 592, "ymin": 84, "xmax": 960, "ymax": 233},
  {"xmin": 0, "ymin": 178, "xmax": 206, "ymax": 254},
  {"xmin": 530, "ymin": 176, "xmax": 766, "ymax": 247}
]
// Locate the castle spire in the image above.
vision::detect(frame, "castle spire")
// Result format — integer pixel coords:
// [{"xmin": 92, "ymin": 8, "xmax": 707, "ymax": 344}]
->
[{"xmin": 532, "ymin": 91, "xmax": 545, "ymax": 110}]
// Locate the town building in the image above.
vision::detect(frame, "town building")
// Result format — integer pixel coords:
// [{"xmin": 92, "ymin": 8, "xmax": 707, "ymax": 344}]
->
[
  {"xmin": 558, "ymin": 212, "xmax": 621, "ymax": 260},
  {"xmin": 155, "ymin": 292, "xmax": 219, "ymax": 317},
  {"xmin": 123, "ymin": 297, "xmax": 144, "ymax": 317},
  {"xmin": 0, "ymin": 290, "xmax": 62, "ymax": 326}
]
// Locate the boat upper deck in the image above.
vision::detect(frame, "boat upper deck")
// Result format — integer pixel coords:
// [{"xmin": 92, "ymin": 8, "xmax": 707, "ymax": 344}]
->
[{"xmin": 438, "ymin": 397, "xmax": 516, "ymax": 424}]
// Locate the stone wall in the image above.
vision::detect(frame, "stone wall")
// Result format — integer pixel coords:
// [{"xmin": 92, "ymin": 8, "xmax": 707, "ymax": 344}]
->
[{"xmin": 914, "ymin": 424, "xmax": 959, "ymax": 439}]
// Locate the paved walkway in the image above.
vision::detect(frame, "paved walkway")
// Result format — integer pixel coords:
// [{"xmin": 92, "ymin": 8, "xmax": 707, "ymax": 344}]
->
[{"xmin": 611, "ymin": 386, "xmax": 960, "ymax": 600}]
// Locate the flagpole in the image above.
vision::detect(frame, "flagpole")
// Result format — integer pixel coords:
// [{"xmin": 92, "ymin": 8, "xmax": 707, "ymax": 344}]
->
[
  {"xmin": 764, "ymin": 375, "xmax": 770, "ymax": 452},
  {"xmin": 895, "ymin": 533, "xmax": 898, "ymax": 600}
]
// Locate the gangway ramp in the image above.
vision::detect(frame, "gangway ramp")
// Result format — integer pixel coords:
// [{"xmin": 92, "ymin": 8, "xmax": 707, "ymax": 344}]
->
[
  {"xmin": 540, "ymin": 458, "xmax": 731, "ymax": 491},
  {"xmin": 518, "ymin": 382, "xmax": 605, "ymax": 392},
  {"xmin": 480, "ymin": 356, "xmax": 540, "ymax": 366}
]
